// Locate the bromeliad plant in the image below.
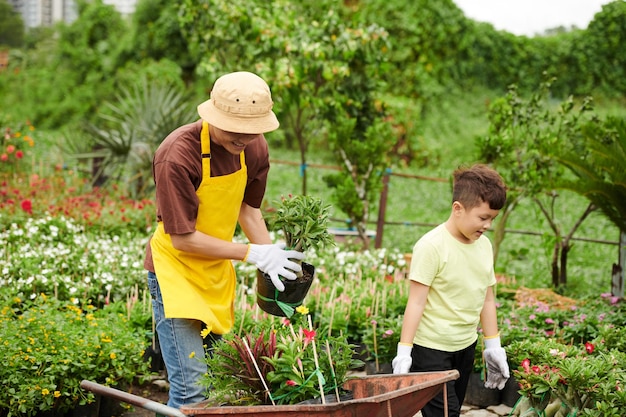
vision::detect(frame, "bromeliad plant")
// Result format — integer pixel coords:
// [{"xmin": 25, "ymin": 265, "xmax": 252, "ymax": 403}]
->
[{"xmin": 201, "ymin": 306, "xmax": 364, "ymax": 406}]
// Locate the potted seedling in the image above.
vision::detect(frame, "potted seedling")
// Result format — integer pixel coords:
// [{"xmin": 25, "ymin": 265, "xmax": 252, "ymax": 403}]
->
[{"xmin": 257, "ymin": 194, "xmax": 335, "ymax": 317}]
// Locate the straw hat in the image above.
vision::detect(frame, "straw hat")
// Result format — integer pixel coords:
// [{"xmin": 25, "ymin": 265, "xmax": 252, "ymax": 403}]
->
[{"xmin": 197, "ymin": 71, "xmax": 279, "ymax": 134}]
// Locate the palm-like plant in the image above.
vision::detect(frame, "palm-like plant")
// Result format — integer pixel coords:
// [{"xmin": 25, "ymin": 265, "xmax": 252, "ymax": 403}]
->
[
  {"xmin": 557, "ymin": 116, "xmax": 626, "ymax": 233},
  {"xmin": 70, "ymin": 77, "xmax": 195, "ymax": 197}
]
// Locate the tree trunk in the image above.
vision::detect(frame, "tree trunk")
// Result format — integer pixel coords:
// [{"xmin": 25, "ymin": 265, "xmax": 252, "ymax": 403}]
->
[
  {"xmin": 559, "ymin": 242, "xmax": 570, "ymax": 287},
  {"xmin": 612, "ymin": 231, "xmax": 625, "ymax": 298}
]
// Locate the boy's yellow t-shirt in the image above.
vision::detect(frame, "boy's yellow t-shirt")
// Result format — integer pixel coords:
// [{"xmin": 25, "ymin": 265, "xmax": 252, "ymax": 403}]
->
[{"xmin": 409, "ymin": 223, "xmax": 496, "ymax": 352}]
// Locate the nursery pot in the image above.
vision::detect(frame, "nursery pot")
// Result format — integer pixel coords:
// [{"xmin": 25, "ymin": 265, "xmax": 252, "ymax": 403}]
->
[{"xmin": 256, "ymin": 262, "xmax": 315, "ymax": 317}]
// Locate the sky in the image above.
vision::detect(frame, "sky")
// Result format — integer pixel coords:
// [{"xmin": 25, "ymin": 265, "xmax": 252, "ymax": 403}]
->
[{"xmin": 453, "ymin": 0, "xmax": 613, "ymax": 36}]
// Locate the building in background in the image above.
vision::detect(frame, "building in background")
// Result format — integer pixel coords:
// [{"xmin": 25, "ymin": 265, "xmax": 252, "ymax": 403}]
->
[{"xmin": 7, "ymin": 0, "xmax": 137, "ymax": 29}]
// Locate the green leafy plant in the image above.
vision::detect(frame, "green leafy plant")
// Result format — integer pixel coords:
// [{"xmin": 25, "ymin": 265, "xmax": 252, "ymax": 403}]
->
[
  {"xmin": 266, "ymin": 194, "xmax": 335, "ymax": 253},
  {"xmin": 361, "ymin": 315, "xmax": 402, "ymax": 368},
  {"xmin": 0, "ymin": 294, "xmax": 152, "ymax": 417},
  {"xmin": 201, "ymin": 307, "xmax": 363, "ymax": 406},
  {"xmin": 506, "ymin": 338, "xmax": 626, "ymax": 417}
]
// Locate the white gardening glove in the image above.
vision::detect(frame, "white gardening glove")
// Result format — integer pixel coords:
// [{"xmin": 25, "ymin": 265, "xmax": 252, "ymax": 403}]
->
[
  {"xmin": 246, "ymin": 243, "xmax": 305, "ymax": 292},
  {"xmin": 392, "ymin": 343, "xmax": 413, "ymax": 374},
  {"xmin": 483, "ymin": 336, "xmax": 510, "ymax": 390}
]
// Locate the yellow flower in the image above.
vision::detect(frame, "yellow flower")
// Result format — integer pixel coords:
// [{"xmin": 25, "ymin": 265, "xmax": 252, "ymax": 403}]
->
[
  {"xmin": 200, "ymin": 326, "xmax": 212, "ymax": 338},
  {"xmin": 42, "ymin": 389, "xmax": 50, "ymax": 396},
  {"xmin": 54, "ymin": 391, "xmax": 61, "ymax": 398},
  {"xmin": 109, "ymin": 352, "xmax": 116, "ymax": 359},
  {"xmin": 296, "ymin": 305, "xmax": 309, "ymax": 315},
  {"xmin": 189, "ymin": 351, "xmax": 196, "ymax": 359}
]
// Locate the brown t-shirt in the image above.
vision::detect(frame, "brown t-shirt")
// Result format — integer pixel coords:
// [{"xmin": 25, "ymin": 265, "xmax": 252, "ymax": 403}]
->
[{"xmin": 143, "ymin": 120, "xmax": 270, "ymax": 272}]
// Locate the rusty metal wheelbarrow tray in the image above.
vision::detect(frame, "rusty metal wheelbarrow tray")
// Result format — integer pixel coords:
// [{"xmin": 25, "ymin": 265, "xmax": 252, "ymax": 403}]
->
[{"xmin": 181, "ymin": 370, "xmax": 459, "ymax": 417}]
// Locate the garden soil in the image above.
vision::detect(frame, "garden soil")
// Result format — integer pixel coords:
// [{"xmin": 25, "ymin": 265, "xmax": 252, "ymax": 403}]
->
[{"xmin": 119, "ymin": 372, "xmax": 169, "ymax": 417}]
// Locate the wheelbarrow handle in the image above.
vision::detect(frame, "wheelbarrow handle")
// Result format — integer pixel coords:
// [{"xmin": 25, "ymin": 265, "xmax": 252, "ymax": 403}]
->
[{"xmin": 80, "ymin": 380, "xmax": 187, "ymax": 417}]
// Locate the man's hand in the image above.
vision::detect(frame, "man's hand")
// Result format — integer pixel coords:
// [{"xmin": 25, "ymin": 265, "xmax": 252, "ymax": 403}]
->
[
  {"xmin": 483, "ymin": 336, "xmax": 510, "ymax": 390},
  {"xmin": 392, "ymin": 344, "xmax": 413, "ymax": 374},
  {"xmin": 246, "ymin": 243, "xmax": 304, "ymax": 291}
]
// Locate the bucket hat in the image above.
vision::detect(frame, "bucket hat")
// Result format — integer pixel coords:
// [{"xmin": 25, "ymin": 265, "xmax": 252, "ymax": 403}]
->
[{"xmin": 197, "ymin": 71, "xmax": 279, "ymax": 134}]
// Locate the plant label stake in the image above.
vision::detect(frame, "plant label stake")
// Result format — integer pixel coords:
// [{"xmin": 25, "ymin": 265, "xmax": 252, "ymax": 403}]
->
[{"xmin": 242, "ymin": 337, "xmax": 275, "ymax": 405}]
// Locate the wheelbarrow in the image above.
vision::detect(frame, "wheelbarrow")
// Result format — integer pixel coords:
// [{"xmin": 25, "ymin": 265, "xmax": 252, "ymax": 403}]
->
[{"xmin": 81, "ymin": 370, "xmax": 459, "ymax": 417}]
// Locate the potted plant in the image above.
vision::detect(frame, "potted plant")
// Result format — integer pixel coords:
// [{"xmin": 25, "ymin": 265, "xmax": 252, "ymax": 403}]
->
[
  {"xmin": 200, "ymin": 306, "xmax": 364, "ymax": 406},
  {"xmin": 257, "ymin": 195, "xmax": 335, "ymax": 317}
]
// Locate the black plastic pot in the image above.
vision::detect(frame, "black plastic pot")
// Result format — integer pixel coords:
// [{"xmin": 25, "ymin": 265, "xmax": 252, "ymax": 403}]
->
[
  {"xmin": 256, "ymin": 262, "xmax": 315, "ymax": 317},
  {"xmin": 463, "ymin": 372, "xmax": 500, "ymax": 407}
]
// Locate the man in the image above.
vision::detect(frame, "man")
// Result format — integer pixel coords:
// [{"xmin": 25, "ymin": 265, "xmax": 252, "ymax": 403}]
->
[{"xmin": 144, "ymin": 71, "xmax": 304, "ymax": 408}]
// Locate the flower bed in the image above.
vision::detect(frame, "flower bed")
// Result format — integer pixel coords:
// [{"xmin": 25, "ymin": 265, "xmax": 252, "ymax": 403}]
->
[{"xmin": 0, "ymin": 294, "xmax": 152, "ymax": 416}]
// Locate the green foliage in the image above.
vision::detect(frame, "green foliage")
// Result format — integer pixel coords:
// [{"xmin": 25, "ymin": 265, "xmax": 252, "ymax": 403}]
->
[
  {"xmin": 0, "ymin": 294, "xmax": 152, "ymax": 417},
  {"xmin": 477, "ymin": 78, "xmax": 603, "ymax": 287},
  {"xmin": 0, "ymin": 0, "xmax": 127, "ymax": 129},
  {"xmin": 202, "ymin": 310, "xmax": 363, "ymax": 406},
  {"xmin": 506, "ymin": 338, "xmax": 626, "ymax": 416},
  {"xmin": 360, "ymin": 315, "xmax": 402, "ymax": 364},
  {"xmin": 585, "ymin": 1, "xmax": 626, "ymax": 97},
  {"xmin": 0, "ymin": 0, "xmax": 24, "ymax": 48},
  {"xmin": 117, "ymin": 0, "xmax": 195, "ymax": 78},
  {"xmin": 348, "ymin": 0, "xmax": 468, "ymax": 98},
  {"xmin": 557, "ymin": 116, "xmax": 626, "ymax": 233},
  {"xmin": 265, "ymin": 194, "xmax": 335, "ymax": 253},
  {"xmin": 76, "ymin": 76, "xmax": 194, "ymax": 196},
  {"xmin": 203, "ymin": 331, "xmax": 278, "ymax": 405}
]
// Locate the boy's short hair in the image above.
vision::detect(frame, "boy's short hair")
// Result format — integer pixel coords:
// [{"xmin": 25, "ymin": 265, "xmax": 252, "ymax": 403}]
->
[{"xmin": 452, "ymin": 164, "xmax": 507, "ymax": 210}]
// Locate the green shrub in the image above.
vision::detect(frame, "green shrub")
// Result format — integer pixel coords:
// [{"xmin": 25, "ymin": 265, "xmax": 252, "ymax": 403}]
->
[{"xmin": 0, "ymin": 295, "xmax": 152, "ymax": 417}]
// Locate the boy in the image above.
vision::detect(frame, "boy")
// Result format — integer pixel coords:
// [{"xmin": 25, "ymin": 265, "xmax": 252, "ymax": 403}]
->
[{"xmin": 392, "ymin": 164, "xmax": 509, "ymax": 417}]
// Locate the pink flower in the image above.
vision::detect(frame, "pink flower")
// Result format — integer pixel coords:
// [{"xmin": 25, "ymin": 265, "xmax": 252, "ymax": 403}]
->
[
  {"xmin": 286, "ymin": 380, "xmax": 297, "ymax": 386},
  {"xmin": 521, "ymin": 358, "xmax": 531, "ymax": 373},
  {"xmin": 6, "ymin": 145, "xmax": 15, "ymax": 154},
  {"xmin": 0, "ymin": 153, "xmax": 7, "ymax": 162}
]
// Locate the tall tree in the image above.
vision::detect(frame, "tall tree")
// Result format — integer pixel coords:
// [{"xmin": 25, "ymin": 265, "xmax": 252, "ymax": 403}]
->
[
  {"xmin": 477, "ymin": 78, "xmax": 602, "ymax": 287},
  {"xmin": 0, "ymin": 0, "xmax": 24, "ymax": 48}
]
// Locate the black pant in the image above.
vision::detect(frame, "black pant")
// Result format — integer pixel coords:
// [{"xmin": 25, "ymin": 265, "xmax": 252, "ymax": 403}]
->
[{"xmin": 411, "ymin": 341, "xmax": 477, "ymax": 417}]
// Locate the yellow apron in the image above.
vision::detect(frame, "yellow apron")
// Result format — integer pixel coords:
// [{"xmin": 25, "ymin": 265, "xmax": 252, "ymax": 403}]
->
[{"xmin": 150, "ymin": 121, "xmax": 246, "ymax": 334}]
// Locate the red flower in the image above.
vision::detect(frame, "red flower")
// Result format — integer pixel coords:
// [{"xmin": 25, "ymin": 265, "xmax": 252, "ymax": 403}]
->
[
  {"xmin": 6, "ymin": 145, "xmax": 15, "ymax": 154},
  {"xmin": 15, "ymin": 150, "xmax": 23, "ymax": 159},
  {"xmin": 302, "ymin": 328, "xmax": 316, "ymax": 347},
  {"xmin": 21, "ymin": 199, "xmax": 33, "ymax": 215},
  {"xmin": 0, "ymin": 153, "xmax": 7, "ymax": 161},
  {"xmin": 285, "ymin": 380, "xmax": 297, "ymax": 386},
  {"xmin": 521, "ymin": 358, "xmax": 531, "ymax": 373},
  {"xmin": 584, "ymin": 342, "xmax": 594, "ymax": 354}
]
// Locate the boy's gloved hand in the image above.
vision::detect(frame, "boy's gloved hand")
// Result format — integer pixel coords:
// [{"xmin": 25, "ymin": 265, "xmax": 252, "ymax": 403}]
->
[
  {"xmin": 483, "ymin": 335, "xmax": 510, "ymax": 390},
  {"xmin": 246, "ymin": 243, "xmax": 304, "ymax": 292},
  {"xmin": 392, "ymin": 343, "xmax": 413, "ymax": 374}
]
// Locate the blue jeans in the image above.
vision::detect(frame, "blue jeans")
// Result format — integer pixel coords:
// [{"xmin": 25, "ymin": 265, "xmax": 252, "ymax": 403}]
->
[{"xmin": 147, "ymin": 271, "xmax": 221, "ymax": 409}]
